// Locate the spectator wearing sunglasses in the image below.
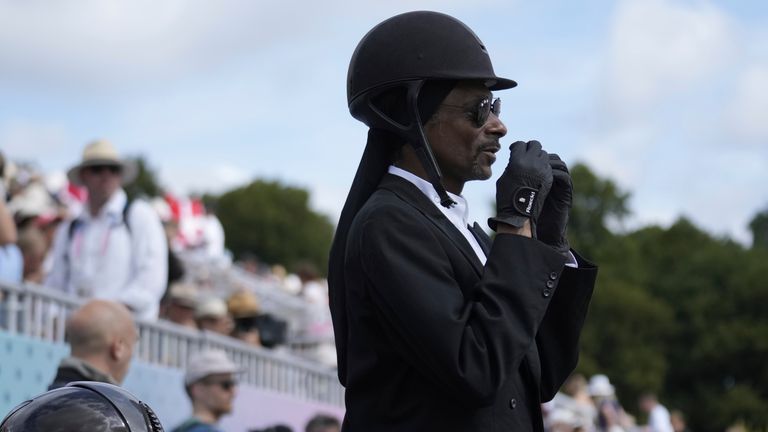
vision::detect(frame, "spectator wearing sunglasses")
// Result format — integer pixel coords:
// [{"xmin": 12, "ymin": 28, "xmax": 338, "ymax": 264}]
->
[
  {"xmin": 46, "ymin": 140, "xmax": 168, "ymax": 320},
  {"xmin": 173, "ymin": 350, "xmax": 242, "ymax": 432},
  {"xmin": 328, "ymin": 11, "xmax": 597, "ymax": 432}
]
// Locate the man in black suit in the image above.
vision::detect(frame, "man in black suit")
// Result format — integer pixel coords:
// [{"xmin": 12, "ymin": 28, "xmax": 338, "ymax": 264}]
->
[{"xmin": 328, "ymin": 11, "xmax": 597, "ymax": 432}]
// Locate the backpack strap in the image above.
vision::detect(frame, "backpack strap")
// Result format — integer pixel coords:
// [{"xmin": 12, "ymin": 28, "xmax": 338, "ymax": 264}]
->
[{"xmin": 122, "ymin": 197, "xmax": 133, "ymax": 234}]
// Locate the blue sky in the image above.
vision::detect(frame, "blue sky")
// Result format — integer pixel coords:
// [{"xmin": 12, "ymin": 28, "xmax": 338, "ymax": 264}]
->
[{"xmin": 1, "ymin": 0, "xmax": 766, "ymax": 244}]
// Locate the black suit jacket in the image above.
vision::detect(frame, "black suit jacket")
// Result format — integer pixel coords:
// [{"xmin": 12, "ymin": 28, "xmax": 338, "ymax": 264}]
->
[{"xmin": 337, "ymin": 174, "xmax": 596, "ymax": 432}]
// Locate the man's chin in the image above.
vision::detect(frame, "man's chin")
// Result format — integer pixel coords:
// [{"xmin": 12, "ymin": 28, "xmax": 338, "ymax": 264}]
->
[{"xmin": 472, "ymin": 166, "xmax": 493, "ymax": 181}]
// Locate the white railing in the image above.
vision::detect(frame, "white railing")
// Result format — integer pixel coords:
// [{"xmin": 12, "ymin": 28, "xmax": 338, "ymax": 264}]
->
[{"xmin": 0, "ymin": 281, "xmax": 344, "ymax": 407}]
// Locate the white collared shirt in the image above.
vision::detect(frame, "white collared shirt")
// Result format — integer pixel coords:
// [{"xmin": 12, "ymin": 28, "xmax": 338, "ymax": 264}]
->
[
  {"xmin": 46, "ymin": 189, "xmax": 168, "ymax": 320},
  {"xmin": 388, "ymin": 166, "xmax": 488, "ymax": 264},
  {"xmin": 388, "ymin": 166, "xmax": 578, "ymax": 268}
]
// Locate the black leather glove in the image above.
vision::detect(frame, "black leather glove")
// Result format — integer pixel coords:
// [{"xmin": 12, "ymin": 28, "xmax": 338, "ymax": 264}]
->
[
  {"xmin": 536, "ymin": 154, "xmax": 572, "ymax": 255},
  {"xmin": 488, "ymin": 140, "xmax": 553, "ymax": 231}
]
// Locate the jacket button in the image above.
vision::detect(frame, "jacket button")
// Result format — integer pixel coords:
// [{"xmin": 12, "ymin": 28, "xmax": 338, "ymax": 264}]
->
[
  {"xmin": 543, "ymin": 289, "xmax": 551, "ymax": 297},
  {"xmin": 549, "ymin": 271, "xmax": 558, "ymax": 280},
  {"xmin": 509, "ymin": 398, "xmax": 517, "ymax": 409},
  {"xmin": 546, "ymin": 280, "xmax": 555, "ymax": 289}
]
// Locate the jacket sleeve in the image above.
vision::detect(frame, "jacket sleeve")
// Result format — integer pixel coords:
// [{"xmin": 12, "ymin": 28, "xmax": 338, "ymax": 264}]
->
[
  {"xmin": 117, "ymin": 201, "xmax": 168, "ymax": 319},
  {"xmin": 357, "ymin": 205, "xmax": 567, "ymax": 406},
  {"xmin": 536, "ymin": 250, "xmax": 597, "ymax": 401}
]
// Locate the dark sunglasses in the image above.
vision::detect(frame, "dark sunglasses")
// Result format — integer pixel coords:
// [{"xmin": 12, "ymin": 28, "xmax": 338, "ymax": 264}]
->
[
  {"xmin": 442, "ymin": 96, "xmax": 501, "ymax": 128},
  {"xmin": 84, "ymin": 164, "xmax": 121, "ymax": 174},
  {"xmin": 203, "ymin": 379, "xmax": 238, "ymax": 391}
]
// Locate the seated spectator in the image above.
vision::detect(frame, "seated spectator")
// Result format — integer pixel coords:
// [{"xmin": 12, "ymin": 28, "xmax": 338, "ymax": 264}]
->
[
  {"xmin": 251, "ymin": 426, "xmax": 293, "ymax": 432},
  {"xmin": 161, "ymin": 282, "xmax": 199, "ymax": 329},
  {"xmin": 670, "ymin": 409, "xmax": 689, "ymax": 432},
  {"xmin": 589, "ymin": 374, "xmax": 633, "ymax": 432},
  {"xmin": 0, "ymin": 183, "xmax": 22, "ymax": 284},
  {"xmin": 639, "ymin": 392, "xmax": 674, "ymax": 432},
  {"xmin": 305, "ymin": 414, "xmax": 340, "ymax": 432},
  {"xmin": 227, "ymin": 290, "xmax": 262, "ymax": 346},
  {"xmin": 172, "ymin": 350, "xmax": 242, "ymax": 432},
  {"xmin": 17, "ymin": 226, "xmax": 47, "ymax": 283},
  {"xmin": 49, "ymin": 300, "xmax": 137, "ymax": 389},
  {"xmin": 196, "ymin": 296, "xmax": 233, "ymax": 335}
]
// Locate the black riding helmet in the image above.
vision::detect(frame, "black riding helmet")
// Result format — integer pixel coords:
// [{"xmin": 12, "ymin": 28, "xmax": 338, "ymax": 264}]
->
[
  {"xmin": 0, "ymin": 381, "xmax": 164, "ymax": 432},
  {"xmin": 347, "ymin": 10, "xmax": 517, "ymax": 207}
]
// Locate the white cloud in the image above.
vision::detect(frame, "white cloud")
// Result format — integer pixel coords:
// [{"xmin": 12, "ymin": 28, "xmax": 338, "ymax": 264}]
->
[
  {"xmin": 0, "ymin": 120, "xmax": 73, "ymax": 167},
  {"xmin": 605, "ymin": 0, "xmax": 734, "ymax": 115},
  {"xmin": 0, "ymin": 0, "xmax": 499, "ymax": 90},
  {"xmin": 726, "ymin": 64, "xmax": 768, "ymax": 143},
  {"xmin": 161, "ymin": 163, "xmax": 250, "ymax": 196}
]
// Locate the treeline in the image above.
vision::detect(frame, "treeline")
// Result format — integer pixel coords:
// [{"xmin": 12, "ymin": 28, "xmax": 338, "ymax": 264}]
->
[
  {"xmin": 567, "ymin": 164, "xmax": 768, "ymax": 432},
  {"xmin": 129, "ymin": 157, "xmax": 767, "ymax": 430}
]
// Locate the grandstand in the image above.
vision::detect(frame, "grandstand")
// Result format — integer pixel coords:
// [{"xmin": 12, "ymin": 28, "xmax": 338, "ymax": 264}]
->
[{"xmin": 0, "ymin": 277, "xmax": 344, "ymax": 431}]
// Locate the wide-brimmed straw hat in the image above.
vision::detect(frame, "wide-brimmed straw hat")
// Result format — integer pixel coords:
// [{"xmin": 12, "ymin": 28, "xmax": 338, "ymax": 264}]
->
[{"xmin": 67, "ymin": 139, "xmax": 137, "ymax": 186}]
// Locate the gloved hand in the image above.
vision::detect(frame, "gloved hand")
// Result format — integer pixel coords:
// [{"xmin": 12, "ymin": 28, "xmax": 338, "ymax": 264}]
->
[
  {"xmin": 536, "ymin": 154, "xmax": 572, "ymax": 256},
  {"xmin": 488, "ymin": 140, "xmax": 553, "ymax": 231}
]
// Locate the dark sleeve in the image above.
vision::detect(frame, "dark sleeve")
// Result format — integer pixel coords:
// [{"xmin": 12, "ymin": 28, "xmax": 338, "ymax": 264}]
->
[
  {"xmin": 358, "ymin": 206, "xmax": 567, "ymax": 406},
  {"xmin": 536, "ymin": 250, "xmax": 597, "ymax": 401}
]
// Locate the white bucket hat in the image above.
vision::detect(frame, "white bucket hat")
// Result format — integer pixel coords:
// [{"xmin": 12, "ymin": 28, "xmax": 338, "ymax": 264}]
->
[
  {"xmin": 67, "ymin": 139, "xmax": 137, "ymax": 186},
  {"xmin": 588, "ymin": 374, "xmax": 616, "ymax": 397},
  {"xmin": 184, "ymin": 350, "xmax": 243, "ymax": 385}
]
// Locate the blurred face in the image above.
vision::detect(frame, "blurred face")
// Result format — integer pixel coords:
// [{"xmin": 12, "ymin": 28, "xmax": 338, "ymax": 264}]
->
[
  {"xmin": 197, "ymin": 316, "xmax": 234, "ymax": 335},
  {"xmin": 166, "ymin": 302, "xmax": 198, "ymax": 328},
  {"xmin": 424, "ymin": 81, "xmax": 508, "ymax": 194},
  {"xmin": 79, "ymin": 164, "xmax": 122, "ymax": 206},
  {"xmin": 194, "ymin": 373, "xmax": 237, "ymax": 417}
]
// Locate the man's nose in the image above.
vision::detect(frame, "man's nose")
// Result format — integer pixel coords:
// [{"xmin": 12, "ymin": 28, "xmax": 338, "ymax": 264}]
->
[{"xmin": 486, "ymin": 113, "xmax": 507, "ymax": 137}]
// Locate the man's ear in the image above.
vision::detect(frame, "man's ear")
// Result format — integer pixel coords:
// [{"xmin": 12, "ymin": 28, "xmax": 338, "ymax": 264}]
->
[{"xmin": 111, "ymin": 338, "xmax": 126, "ymax": 361}]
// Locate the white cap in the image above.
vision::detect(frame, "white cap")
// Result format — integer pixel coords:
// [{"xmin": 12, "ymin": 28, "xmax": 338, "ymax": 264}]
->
[
  {"xmin": 588, "ymin": 374, "xmax": 615, "ymax": 397},
  {"xmin": 184, "ymin": 350, "xmax": 242, "ymax": 385},
  {"xmin": 195, "ymin": 297, "xmax": 228, "ymax": 319}
]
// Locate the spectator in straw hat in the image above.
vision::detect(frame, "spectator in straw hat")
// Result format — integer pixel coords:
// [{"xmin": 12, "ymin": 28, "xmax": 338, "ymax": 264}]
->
[
  {"xmin": 46, "ymin": 139, "xmax": 167, "ymax": 320},
  {"xmin": 172, "ymin": 350, "xmax": 242, "ymax": 432},
  {"xmin": 227, "ymin": 290, "xmax": 262, "ymax": 346}
]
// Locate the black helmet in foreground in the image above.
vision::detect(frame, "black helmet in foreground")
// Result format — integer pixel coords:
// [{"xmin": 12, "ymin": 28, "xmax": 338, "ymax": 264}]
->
[
  {"xmin": 347, "ymin": 11, "xmax": 516, "ymax": 206},
  {"xmin": 0, "ymin": 381, "xmax": 164, "ymax": 432}
]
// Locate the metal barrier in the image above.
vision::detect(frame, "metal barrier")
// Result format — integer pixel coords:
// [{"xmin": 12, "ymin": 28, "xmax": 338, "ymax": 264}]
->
[{"xmin": 0, "ymin": 281, "xmax": 344, "ymax": 407}]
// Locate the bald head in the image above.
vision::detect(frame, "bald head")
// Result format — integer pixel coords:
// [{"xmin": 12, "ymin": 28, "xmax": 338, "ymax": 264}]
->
[{"xmin": 66, "ymin": 300, "xmax": 137, "ymax": 383}]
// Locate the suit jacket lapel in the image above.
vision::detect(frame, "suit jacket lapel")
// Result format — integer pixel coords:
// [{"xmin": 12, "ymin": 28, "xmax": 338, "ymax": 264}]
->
[
  {"xmin": 468, "ymin": 222, "xmax": 491, "ymax": 257},
  {"xmin": 379, "ymin": 174, "xmax": 485, "ymax": 277}
]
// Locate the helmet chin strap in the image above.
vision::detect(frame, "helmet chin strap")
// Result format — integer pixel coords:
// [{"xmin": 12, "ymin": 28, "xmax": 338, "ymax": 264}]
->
[{"xmin": 366, "ymin": 80, "xmax": 457, "ymax": 208}]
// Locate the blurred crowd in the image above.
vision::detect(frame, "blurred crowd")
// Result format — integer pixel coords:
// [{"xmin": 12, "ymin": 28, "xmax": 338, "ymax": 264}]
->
[
  {"xmin": 543, "ymin": 373, "xmax": 688, "ymax": 432},
  {"xmin": 0, "ymin": 142, "xmax": 335, "ymax": 367}
]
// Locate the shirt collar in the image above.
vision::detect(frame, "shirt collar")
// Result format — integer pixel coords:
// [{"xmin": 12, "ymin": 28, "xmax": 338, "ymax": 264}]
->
[
  {"xmin": 59, "ymin": 356, "xmax": 119, "ymax": 385},
  {"xmin": 388, "ymin": 165, "xmax": 470, "ymax": 226},
  {"xmin": 82, "ymin": 189, "xmax": 126, "ymax": 221}
]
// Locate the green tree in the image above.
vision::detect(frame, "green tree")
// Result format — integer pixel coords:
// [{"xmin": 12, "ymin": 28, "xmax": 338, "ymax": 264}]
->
[
  {"xmin": 215, "ymin": 180, "xmax": 334, "ymax": 275},
  {"xmin": 123, "ymin": 155, "xmax": 163, "ymax": 200},
  {"xmin": 749, "ymin": 208, "xmax": 768, "ymax": 249},
  {"xmin": 568, "ymin": 163, "xmax": 631, "ymax": 259}
]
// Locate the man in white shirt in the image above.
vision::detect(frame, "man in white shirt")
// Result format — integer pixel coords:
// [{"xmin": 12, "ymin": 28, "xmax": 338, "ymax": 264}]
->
[
  {"xmin": 639, "ymin": 393, "xmax": 674, "ymax": 432},
  {"xmin": 46, "ymin": 140, "xmax": 167, "ymax": 320}
]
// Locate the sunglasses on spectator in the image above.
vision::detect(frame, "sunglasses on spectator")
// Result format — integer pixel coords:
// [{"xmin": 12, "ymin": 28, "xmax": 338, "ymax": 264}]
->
[
  {"xmin": 84, "ymin": 164, "xmax": 121, "ymax": 174},
  {"xmin": 203, "ymin": 379, "xmax": 237, "ymax": 391},
  {"xmin": 441, "ymin": 96, "xmax": 501, "ymax": 128}
]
